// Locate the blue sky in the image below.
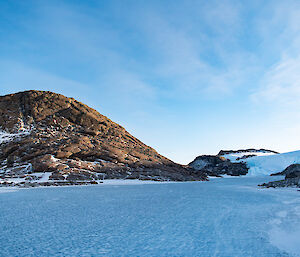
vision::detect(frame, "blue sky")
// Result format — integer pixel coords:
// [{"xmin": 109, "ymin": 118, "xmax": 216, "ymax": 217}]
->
[{"xmin": 1, "ymin": 0, "xmax": 300, "ymax": 164}]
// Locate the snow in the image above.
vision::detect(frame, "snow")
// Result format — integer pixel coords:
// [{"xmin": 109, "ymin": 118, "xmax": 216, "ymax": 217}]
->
[
  {"xmin": 269, "ymin": 196, "xmax": 300, "ymax": 256},
  {"xmin": 38, "ymin": 172, "xmax": 52, "ymax": 182},
  {"xmin": 244, "ymin": 150, "xmax": 300, "ymax": 176},
  {"xmin": 222, "ymin": 150, "xmax": 300, "ymax": 176},
  {"xmin": 222, "ymin": 151, "xmax": 276, "ymax": 161},
  {"xmin": 0, "ymin": 129, "xmax": 31, "ymax": 144},
  {"xmin": 0, "ymin": 176, "xmax": 298, "ymax": 256},
  {"xmin": 4, "ymin": 177, "xmax": 26, "ymax": 183}
]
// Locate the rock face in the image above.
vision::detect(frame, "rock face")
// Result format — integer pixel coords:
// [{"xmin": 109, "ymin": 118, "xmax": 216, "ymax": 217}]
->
[
  {"xmin": 188, "ymin": 155, "xmax": 248, "ymax": 176},
  {"xmin": 0, "ymin": 90, "xmax": 207, "ymax": 187},
  {"xmin": 260, "ymin": 164, "xmax": 300, "ymax": 188}
]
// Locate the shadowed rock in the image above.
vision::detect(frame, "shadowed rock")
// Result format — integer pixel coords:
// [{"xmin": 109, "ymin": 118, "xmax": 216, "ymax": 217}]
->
[
  {"xmin": 188, "ymin": 155, "xmax": 248, "ymax": 176},
  {"xmin": 259, "ymin": 164, "xmax": 300, "ymax": 188}
]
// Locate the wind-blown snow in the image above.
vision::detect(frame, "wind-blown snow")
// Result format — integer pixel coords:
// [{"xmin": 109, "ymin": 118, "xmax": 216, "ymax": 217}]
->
[{"xmin": 0, "ymin": 177, "xmax": 298, "ymax": 256}]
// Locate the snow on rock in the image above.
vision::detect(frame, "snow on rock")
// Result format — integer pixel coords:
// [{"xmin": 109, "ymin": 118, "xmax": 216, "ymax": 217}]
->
[
  {"xmin": 245, "ymin": 151, "xmax": 300, "ymax": 176},
  {"xmin": 223, "ymin": 150, "xmax": 300, "ymax": 176},
  {"xmin": 222, "ymin": 150, "xmax": 277, "ymax": 162},
  {"xmin": 219, "ymin": 149, "xmax": 300, "ymax": 176},
  {"xmin": 0, "ymin": 129, "xmax": 31, "ymax": 144},
  {"xmin": 269, "ymin": 197, "xmax": 300, "ymax": 256}
]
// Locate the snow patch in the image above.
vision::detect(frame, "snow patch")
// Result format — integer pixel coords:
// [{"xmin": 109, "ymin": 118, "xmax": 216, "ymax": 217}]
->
[
  {"xmin": 0, "ymin": 129, "xmax": 31, "ymax": 144},
  {"xmin": 223, "ymin": 151, "xmax": 276, "ymax": 161},
  {"xmin": 38, "ymin": 172, "xmax": 52, "ymax": 182}
]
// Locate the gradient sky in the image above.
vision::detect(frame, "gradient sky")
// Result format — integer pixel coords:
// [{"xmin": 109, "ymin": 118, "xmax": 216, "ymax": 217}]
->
[{"xmin": 1, "ymin": 0, "xmax": 300, "ymax": 164}]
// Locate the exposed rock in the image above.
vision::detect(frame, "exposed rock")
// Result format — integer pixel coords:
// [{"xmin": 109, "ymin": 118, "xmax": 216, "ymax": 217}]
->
[
  {"xmin": 260, "ymin": 164, "xmax": 300, "ymax": 188},
  {"xmin": 189, "ymin": 155, "xmax": 248, "ymax": 176},
  {"xmin": 49, "ymin": 172, "xmax": 66, "ymax": 181},
  {"xmin": 236, "ymin": 154, "xmax": 256, "ymax": 160},
  {"xmin": 67, "ymin": 169, "xmax": 96, "ymax": 181},
  {"xmin": 0, "ymin": 90, "xmax": 207, "ymax": 186},
  {"xmin": 259, "ymin": 177, "xmax": 300, "ymax": 188},
  {"xmin": 281, "ymin": 164, "xmax": 300, "ymax": 178},
  {"xmin": 217, "ymin": 149, "xmax": 279, "ymax": 156},
  {"xmin": 31, "ymin": 154, "xmax": 58, "ymax": 172}
]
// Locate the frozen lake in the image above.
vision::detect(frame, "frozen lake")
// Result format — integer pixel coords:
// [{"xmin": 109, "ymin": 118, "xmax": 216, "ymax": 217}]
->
[{"xmin": 0, "ymin": 177, "xmax": 299, "ymax": 256}]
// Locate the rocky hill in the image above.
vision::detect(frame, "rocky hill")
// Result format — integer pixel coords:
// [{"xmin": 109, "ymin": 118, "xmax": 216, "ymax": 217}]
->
[
  {"xmin": 0, "ymin": 90, "xmax": 207, "ymax": 187},
  {"xmin": 188, "ymin": 155, "xmax": 249, "ymax": 176}
]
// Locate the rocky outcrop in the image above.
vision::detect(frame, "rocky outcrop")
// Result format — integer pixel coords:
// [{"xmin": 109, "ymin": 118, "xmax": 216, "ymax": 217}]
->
[
  {"xmin": 270, "ymin": 164, "xmax": 300, "ymax": 178},
  {"xmin": 236, "ymin": 154, "xmax": 256, "ymax": 160},
  {"xmin": 0, "ymin": 90, "xmax": 207, "ymax": 187},
  {"xmin": 218, "ymin": 149, "xmax": 279, "ymax": 156},
  {"xmin": 259, "ymin": 164, "xmax": 300, "ymax": 188},
  {"xmin": 188, "ymin": 155, "xmax": 249, "ymax": 176}
]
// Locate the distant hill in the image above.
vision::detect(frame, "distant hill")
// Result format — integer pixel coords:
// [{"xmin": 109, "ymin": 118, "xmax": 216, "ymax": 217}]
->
[
  {"xmin": 217, "ymin": 149, "xmax": 279, "ymax": 161},
  {"xmin": 189, "ymin": 148, "xmax": 280, "ymax": 177},
  {"xmin": 0, "ymin": 90, "xmax": 206, "ymax": 187}
]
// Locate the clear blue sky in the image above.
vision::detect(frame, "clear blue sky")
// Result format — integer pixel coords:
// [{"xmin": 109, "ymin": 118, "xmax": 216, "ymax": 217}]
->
[{"xmin": 1, "ymin": 0, "xmax": 300, "ymax": 164}]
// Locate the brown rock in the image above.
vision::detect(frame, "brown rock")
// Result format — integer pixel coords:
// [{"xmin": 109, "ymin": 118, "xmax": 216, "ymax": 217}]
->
[
  {"xmin": 0, "ymin": 90, "xmax": 208, "ymax": 183},
  {"xmin": 31, "ymin": 154, "xmax": 58, "ymax": 172},
  {"xmin": 56, "ymin": 151, "xmax": 73, "ymax": 159}
]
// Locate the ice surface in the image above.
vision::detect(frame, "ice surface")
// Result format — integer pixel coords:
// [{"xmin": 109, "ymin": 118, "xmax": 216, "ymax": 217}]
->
[
  {"xmin": 269, "ymin": 199, "xmax": 300, "ymax": 256},
  {"xmin": 0, "ymin": 177, "xmax": 298, "ymax": 256},
  {"xmin": 0, "ymin": 188, "xmax": 18, "ymax": 193}
]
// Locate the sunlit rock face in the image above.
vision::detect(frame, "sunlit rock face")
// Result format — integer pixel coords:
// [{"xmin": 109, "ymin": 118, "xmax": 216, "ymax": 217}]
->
[{"xmin": 0, "ymin": 90, "xmax": 207, "ymax": 187}]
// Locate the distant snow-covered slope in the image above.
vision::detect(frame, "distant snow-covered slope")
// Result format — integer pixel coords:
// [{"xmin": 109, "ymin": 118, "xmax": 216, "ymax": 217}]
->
[
  {"xmin": 222, "ymin": 151, "xmax": 276, "ymax": 162},
  {"xmin": 0, "ymin": 129, "xmax": 31, "ymax": 144},
  {"xmin": 222, "ymin": 150, "xmax": 300, "ymax": 176}
]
